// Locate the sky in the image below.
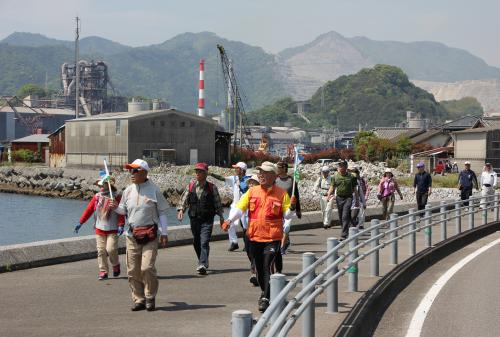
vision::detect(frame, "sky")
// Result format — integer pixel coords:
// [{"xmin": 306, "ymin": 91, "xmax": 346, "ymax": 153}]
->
[{"xmin": 1, "ymin": 0, "xmax": 499, "ymax": 67}]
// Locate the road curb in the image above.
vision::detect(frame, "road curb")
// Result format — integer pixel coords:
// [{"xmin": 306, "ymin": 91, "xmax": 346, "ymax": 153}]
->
[{"xmin": 333, "ymin": 220, "xmax": 500, "ymax": 337}]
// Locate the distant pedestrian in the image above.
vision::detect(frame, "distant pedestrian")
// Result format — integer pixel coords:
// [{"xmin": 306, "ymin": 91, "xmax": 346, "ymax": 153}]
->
[
  {"xmin": 413, "ymin": 162, "xmax": 432, "ymax": 212},
  {"xmin": 327, "ymin": 160, "xmax": 359, "ymax": 240},
  {"xmin": 314, "ymin": 166, "xmax": 334, "ymax": 229},
  {"xmin": 75, "ymin": 176, "xmax": 124, "ymax": 280},
  {"xmin": 349, "ymin": 165, "xmax": 368, "ymax": 228},
  {"xmin": 224, "ymin": 161, "xmax": 250, "ymax": 251},
  {"xmin": 177, "ymin": 162, "xmax": 224, "ymax": 275},
  {"xmin": 111, "ymin": 159, "xmax": 169, "ymax": 312},
  {"xmin": 452, "ymin": 161, "xmax": 459, "ymax": 173},
  {"xmin": 222, "ymin": 161, "xmax": 297, "ymax": 312},
  {"xmin": 458, "ymin": 161, "xmax": 478, "ymax": 207},
  {"xmin": 378, "ymin": 168, "xmax": 403, "ymax": 220},
  {"xmin": 480, "ymin": 163, "xmax": 496, "ymax": 210}
]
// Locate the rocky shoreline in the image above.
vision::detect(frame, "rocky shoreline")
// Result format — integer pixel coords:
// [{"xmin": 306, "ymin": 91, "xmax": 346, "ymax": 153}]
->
[{"xmin": 0, "ymin": 163, "xmax": 461, "ymax": 211}]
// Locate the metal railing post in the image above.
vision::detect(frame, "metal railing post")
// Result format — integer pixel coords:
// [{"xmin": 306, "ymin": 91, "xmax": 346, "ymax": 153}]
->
[
  {"xmin": 389, "ymin": 214, "xmax": 398, "ymax": 265},
  {"xmin": 440, "ymin": 201, "xmax": 447, "ymax": 241},
  {"xmin": 425, "ymin": 204, "xmax": 432, "ymax": 248},
  {"xmin": 348, "ymin": 227, "xmax": 359, "ymax": 292},
  {"xmin": 326, "ymin": 237, "xmax": 339, "ymax": 313},
  {"xmin": 370, "ymin": 219, "xmax": 380, "ymax": 277},
  {"xmin": 495, "ymin": 193, "xmax": 500, "ymax": 223},
  {"xmin": 482, "ymin": 197, "xmax": 488, "ymax": 226},
  {"xmin": 455, "ymin": 200, "xmax": 462, "ymax": 234},
  {"xmin": 270, "ymin": 274, "xmax": 286, "ymax": 324},
  {"xmin": 302, "ymin": 253, "xmax": 316, "ymax": 337},
  {"xmin": 232, "ymin": 310, "xmax": 253, "ymax": 337},
  {"xmin": 469, "ymin": 202, "xmax": 475, "ymax": 230},
  {"xmin": 408, "ymin": 208, "xmax": 416, "ymax": 256}
]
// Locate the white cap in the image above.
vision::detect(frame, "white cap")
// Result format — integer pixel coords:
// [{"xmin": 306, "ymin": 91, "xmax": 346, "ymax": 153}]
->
[
  {"xmin": 321, "ymin": 166, "xmax": 330, "ymax": 172},
  {"xmin": 232, "ymin": 162, "xmax": 247, "ymax": 171},
  {"xmin": 124, "ymin": 159, "xmax": 150, "ymax": 171},
  {"xmin": 384, "ymin": 168, "xmax": 392, "ymax": 174},
  {"xmin": 465, "ymin": 161, "xmax": 471, "ymax": 165},
  {"xmin": 248, "ymin": 174, "xmax": 259, "ymax": 183},
  {"xmin": 256, "ymin": 161, "xmax": 278, "ymax": 174}
]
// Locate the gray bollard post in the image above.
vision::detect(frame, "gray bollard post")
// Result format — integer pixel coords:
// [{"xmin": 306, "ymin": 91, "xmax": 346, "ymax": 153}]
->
[
  {"xmin": 469, "ymin": 203, "xmax": 475, "ymax": 230},
  {"xmin": 270, "ymin": 273, "xmax": 286, "ymax": 324},
  {"xmin": 482, "ymin": 200, "xmax": 488, "ymax": 226},
  {"xmin": 408, "ymin": 208, "xmax": 416, "ymax": 256},
  {"xmin": 455, "ymin": 200, "xmax": 462, "ymax": 234},
  {"xmin": 425, "ymin": 204, "xmax": 432, "ymax": 248},
  {"xmin": 302, "ymin": 252, "xmax": 316, "ymax": 337},
  {"xmin": 370, "ymin": 219, "xmax": 380, "ymax": 277},
  {"xmin": 232, "ymin": 310, "xmax": 253, "ymax": 337},
  {"xmin": 348, "ymin": 227, "xmax": 359, "ymax": 292},
  {"xmin": 326, "ymin": 238, "xmax": 339, "ymax": 314},
  {"xmin": 389, "ymin": 214, "xmax": 398, "ymax": 265},
  {"xmin": 495, "ymin": 194, "xmax": 500, "ymax": 223},
  {"xmin": 440, "ymin": 201, "xmax": 447, "ymax": 241}
]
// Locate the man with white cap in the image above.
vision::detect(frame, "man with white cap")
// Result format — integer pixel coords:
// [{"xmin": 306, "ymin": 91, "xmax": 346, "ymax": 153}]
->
[
  {"xmin": 221, "ymin": 161, "xmax": 297, "ymax": 312},
  {"xmin": 314, "ymin": 166, "xmax": 334, "ymax": 229},
  {"xmin": 111, "ymin": 159, "xmax": 169, "ymax": 312},
  {"xmin": 224, "ymin": 162, "xmax": 250, "ymax": 251},
  {"xmin": 480, "ymin": 163, "xmax": 496, "ymax": 209},
  {"xmin": 458, "ymin": 161, "xmax": 478, "ymax": 206}
]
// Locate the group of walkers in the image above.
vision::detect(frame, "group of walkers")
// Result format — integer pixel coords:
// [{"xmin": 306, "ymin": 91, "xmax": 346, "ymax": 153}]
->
[{"xmin": 74, "ymin": 157, "xmax": 496, "ymax": 313}]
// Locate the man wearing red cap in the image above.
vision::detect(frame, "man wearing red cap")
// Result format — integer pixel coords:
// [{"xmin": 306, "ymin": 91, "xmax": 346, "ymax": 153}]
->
[{"xmin": 177, "ymin": 162, "xmax": 224, "ymax": 275}]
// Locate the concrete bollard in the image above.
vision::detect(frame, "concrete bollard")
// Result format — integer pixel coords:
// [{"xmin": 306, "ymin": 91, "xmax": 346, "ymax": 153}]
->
[
  {"xmin": 270, "ymin": 273, "xmax": 286, "ymax": 324},
  {"xmin": 455, "ymin": 200, "xmax": 462, "ymax": 234},
  {"xmin": 326, "ymin": 238, "xmax": 339, "ymax": 314},
  {"xmin": 348, "ymin": 227, "xmax": 359, "ymax": 292},
  {"xmin": 425, "ymin": 204, "xmax": 432, "ymax": 248},
  {"xmin": 469, "ymin": 204, "xmax": 475, "ymax": 230},
  {"xmin": 440, "ymin": 201, "xmax": 447, "ymax": 241},
  {"xmin": 302, "ymin": 252, "xmax": 316, "ymax": 337},
  {"xmin": 370, "ymin": 219, "xmax": 380, "ymax": 277},
  {"xmin": 389, "ymin": 214, "xmax": 398, "ymax": 265},
  {"xmin": 495, "ymin": 194, "xmax": 500, "ymax": 223},
  {"xmin": 408, "ymin": 208, "xmax": 416, "ymax": 256},
  {"xmin": 232, "ymin": 310, "xmax": 253, "ymax": 337}
]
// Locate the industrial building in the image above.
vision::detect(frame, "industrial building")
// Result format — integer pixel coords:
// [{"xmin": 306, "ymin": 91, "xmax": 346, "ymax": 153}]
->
[{"xmin": 65, "ymin": 109, "xmax": 231, "ymax": 168}]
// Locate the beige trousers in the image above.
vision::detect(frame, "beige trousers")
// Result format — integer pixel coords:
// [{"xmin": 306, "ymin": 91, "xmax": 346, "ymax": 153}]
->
[
  {"xmin": 126, "ymin": 236, "xmax": 159, "ymax": 304},
  {"xmin": 320, "ymin": 196, "xmax": 335, "ymax": 226},
  {"xmin": 95, "ymin": 234, "xmax": 119, "ymax": 273}
]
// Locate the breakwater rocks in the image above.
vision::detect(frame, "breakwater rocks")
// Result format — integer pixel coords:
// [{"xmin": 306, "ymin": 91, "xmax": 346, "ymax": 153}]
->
[{"xmin": 0, "ymin": 164, "xmax": 461, "ymax": 211}]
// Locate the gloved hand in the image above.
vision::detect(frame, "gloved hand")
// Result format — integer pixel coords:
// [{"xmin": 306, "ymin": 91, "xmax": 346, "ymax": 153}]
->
[
  {"xmin": 117, "ymin": 226, "xmax": 124, "ymax": 236},
  {"xmin": 74, "ymin": 224, "xmax": 82, "ymax": 234}
]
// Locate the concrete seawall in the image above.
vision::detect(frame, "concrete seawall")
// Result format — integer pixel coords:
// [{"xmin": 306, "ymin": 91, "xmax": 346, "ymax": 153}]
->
[{"xmin": 0, "ymin": 201, "xmax": 449, "ymax": 273}]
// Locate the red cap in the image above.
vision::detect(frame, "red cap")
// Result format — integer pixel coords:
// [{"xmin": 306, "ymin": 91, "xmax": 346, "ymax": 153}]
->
[{"xmin": 194, "ymin": 162, "xmax": 209, "ymax": 172}]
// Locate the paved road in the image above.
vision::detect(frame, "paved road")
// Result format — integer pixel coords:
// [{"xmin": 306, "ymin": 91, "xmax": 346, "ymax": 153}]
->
[{"xmin": 374, "ymin": 231, "xmax": 500, "ymax": 337}]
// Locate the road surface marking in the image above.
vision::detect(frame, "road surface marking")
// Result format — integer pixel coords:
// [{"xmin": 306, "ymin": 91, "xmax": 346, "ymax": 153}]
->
[{"xmin": 405, "ymin": 237, "xmax": 500, "ymax": 337}]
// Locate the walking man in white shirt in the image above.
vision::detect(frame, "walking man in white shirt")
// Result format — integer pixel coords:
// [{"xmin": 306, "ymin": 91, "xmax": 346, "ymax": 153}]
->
[
  {"xmin": 314, "ymin": 166, "xmax": 334, "ymax": 229},
  {"xmin": 480, "ymin": 163, "xmax": 497, "ymax": 210}
]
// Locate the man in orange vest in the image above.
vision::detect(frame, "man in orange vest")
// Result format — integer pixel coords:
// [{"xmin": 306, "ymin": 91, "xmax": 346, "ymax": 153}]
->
[{"xmin": 222, "ymin": 161, "xmax": 297, "ymax": 312}]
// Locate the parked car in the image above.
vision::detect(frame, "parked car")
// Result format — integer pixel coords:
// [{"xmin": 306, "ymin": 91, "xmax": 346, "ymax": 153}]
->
[
  {"xmin": 316, "ymin": 159, "xmax": 335, "ymax": 165},
  {"xmin": 433, "ymin": 161, "xmax": 445, "ymax": 175}
]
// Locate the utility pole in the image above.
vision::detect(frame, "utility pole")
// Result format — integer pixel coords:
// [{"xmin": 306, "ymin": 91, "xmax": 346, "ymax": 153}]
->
[{"xmin": 75, "ymin": 16, "xmax": 80, "ymax": 119}]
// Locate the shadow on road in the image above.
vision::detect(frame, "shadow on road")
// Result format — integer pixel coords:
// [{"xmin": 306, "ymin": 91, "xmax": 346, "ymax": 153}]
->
[{"xmin": 157, "ymin": 301, "xmax": 226, "ymax": 312}]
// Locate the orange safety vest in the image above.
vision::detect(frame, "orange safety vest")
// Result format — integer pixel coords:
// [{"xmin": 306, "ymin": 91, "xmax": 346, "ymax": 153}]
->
[{"xmin": 246, "ymin": 185, "xmax": 286, "ymax": 242}]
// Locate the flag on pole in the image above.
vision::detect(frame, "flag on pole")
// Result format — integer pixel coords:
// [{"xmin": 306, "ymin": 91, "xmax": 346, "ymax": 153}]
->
[{"xmin": 293, "ymin": 146, "xmax": 303, "ymax": 181}]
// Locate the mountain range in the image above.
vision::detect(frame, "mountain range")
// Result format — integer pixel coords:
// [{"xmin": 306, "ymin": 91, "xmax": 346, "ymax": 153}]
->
[{"xmin": 1, "ymin": 31, "xmax": 499, "ymax": 114}]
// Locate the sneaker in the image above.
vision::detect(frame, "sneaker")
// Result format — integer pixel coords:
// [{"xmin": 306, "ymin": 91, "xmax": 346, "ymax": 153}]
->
[
  {"xmin": 98, "ymin": 271, "xmax": 108, "ymax": 280},
  {"xmin": 131, "ymin": 302, "xmax": 146, "ymax": 311},
  {"xmin": 228, "ymin": 242, "xmax": 239, "ymax": 251},
  {"xmin": 249, "ymin": 275, "xmax": 259, "ymax": 287},
  {"xmin": 258, "ymin": 297, "xmax": 270, "ymax": 312},
  {"xmin": 196, "ymin": 265, "xmax": 207, "ymax": 275},
  {"xmin": 146, "ymin": 298, "xmax": 156, "ymax": 311},
  {"xmin": 112, "ymin": 264, "xmax": 121, "ymax": 277}
]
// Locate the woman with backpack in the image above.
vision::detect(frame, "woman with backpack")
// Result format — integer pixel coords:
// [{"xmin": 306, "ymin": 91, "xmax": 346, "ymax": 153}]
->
[{"xmin": 378, "ymin": 168, "xmax": 403, "ymax": 220}]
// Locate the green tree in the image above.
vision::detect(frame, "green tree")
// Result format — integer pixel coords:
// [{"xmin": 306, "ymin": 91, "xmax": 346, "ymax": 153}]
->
[
  {"xmin": 440, "ymin": 97, "xmax": 484, "ymax": 119},
  {"xmin": 17, "ymin": 83, "xmax": 46, "ymax": 98}
]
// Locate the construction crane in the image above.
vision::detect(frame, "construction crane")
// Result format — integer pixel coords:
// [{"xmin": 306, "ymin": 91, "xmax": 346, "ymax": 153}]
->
[
  {"xmin": 0, "ymin": 96, "xmax": 53, "ymax": 135},
  {"xmin": 216, "ymin": 44, "xmax": 253, "ymax": 150}
]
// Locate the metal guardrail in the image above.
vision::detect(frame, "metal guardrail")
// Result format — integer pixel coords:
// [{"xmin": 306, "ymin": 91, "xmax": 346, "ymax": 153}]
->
[{"xmin": 231, "ymin": 193, "xmax": 500, "ymax": 337}]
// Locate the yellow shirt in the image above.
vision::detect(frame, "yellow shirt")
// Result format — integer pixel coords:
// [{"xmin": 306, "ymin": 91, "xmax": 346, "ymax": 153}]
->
[{"xmin": 236, "ymin": 186, "xmax": 291, "ymax": 214}]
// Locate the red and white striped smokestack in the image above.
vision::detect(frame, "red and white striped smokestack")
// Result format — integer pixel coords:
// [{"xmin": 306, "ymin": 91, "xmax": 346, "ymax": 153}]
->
[{"xmin": 198, "ymin": 59, "xmax": 206, "ymax": 117}]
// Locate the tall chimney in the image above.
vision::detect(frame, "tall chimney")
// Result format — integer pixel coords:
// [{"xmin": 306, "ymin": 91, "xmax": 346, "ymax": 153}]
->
[{"xmin": 198, "ymin": 59, "xmax": 206, "ymax": 117}]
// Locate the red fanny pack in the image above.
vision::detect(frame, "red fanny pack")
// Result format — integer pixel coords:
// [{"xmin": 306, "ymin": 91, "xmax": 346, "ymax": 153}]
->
[{"xmin": 132, "ymin": 225, "xmax": 157, "ymax": 245}]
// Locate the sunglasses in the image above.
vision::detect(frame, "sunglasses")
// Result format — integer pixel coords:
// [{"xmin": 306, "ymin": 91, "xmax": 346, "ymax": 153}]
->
[{"xmin": 129, "ymin": 168, "xmax": 143, "ymax": 174}]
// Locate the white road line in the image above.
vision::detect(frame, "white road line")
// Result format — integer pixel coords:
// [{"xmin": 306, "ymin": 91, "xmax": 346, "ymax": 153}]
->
[{"xmin": 405, "ymin": 237, "xmax": 500, "ymax": 337}]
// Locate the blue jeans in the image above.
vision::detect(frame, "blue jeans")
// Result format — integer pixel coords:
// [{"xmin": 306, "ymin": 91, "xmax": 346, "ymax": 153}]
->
[{"xmin": 190, "ymin": 219, "xmax": 213, "ymax": 267}]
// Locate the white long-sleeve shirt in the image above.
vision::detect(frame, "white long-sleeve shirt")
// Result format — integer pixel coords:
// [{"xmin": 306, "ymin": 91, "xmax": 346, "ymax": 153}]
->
[{"xmin": 481, "ymin": 170, "xmax": 497, "ymax": 188}]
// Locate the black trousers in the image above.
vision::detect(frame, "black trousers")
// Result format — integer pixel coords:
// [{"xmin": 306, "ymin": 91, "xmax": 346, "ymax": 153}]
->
[
  {"xmin": 336, "ymin": 196, "xmax": 353, "ymax": 238},
  {"xmin": 242, "ymin": 229, "xmax": 255, "ymax": 272},
  {"xmin": 416, "ymin": 192, "xmax": 428, "ymax": 211},
  {"xmin": 250, "ymin": 240, "xmax": 281, "ymax": 300},
  {"xmin": 190, "ymin": 219, "xmax": 213, "ymax": 267},
  {"xmin": 460, "ymin": 187, "xmax": 473, "ymax": 206}
]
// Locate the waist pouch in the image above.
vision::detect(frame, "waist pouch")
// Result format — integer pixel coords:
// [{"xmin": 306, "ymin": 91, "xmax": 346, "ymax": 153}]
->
[
  {"xmin": 484, "ymin": 184, "xmax": 492, "ymax": 187},
  {"xmin": 132, "ymin": 225, "xmax": 157, "ymax": 245}
]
